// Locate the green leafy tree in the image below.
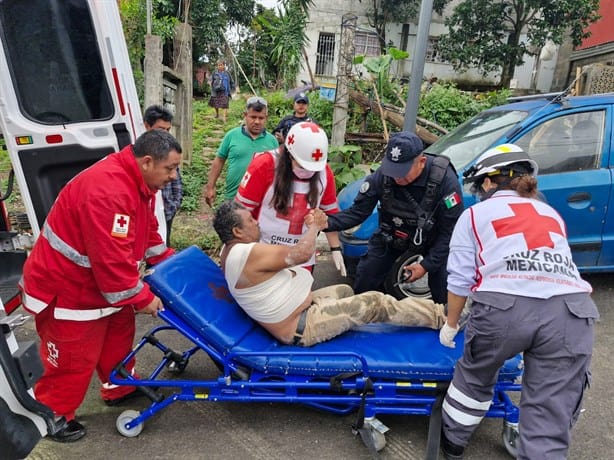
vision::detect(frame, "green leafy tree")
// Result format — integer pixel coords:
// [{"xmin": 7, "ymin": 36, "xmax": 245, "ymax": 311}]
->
[
  {"xmin": 268, "ymin": 0, "xmax": 309, "ymax": 88},
  {"xmin": 236, "ymin": 0, "xmax": 313, "ymax": 89},
  {"xmin": 359, "ymin": 0, "xmax": 449, "ymax": 52},
  {"xmin": 437, "ymin": 0, "xmax": 601, "ymax": 88},
  {"xmin": 119, "ymin": 0, "xmax": 178, "ymax": 102},
  {"xmin": 120, "ymin": 0, "xmax": 258, "ymax": 94},
  {"xmin": 187, "ymin": 0, "xmax": 255, "ymax": 64},
  {"xmin": 131, "ymin": 0, "xmax": 255, "ymax": 65},
  {"xmin": 235, "ymin": 5, "xmax": 279, "ymax": 88}
]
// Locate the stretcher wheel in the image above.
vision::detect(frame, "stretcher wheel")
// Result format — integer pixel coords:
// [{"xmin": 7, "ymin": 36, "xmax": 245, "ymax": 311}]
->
[
  {"xmin": 116, "ymin": 410, "xmax": 143, "ymax": 437},
  {"xmin": 502, "ymin": 421, "xmax": 519, "ymax": 458},
  {"xmin": 370, "ymin": 428, "xmax": 387, "ymax": 452},
  {"xmin": 353, "ymin": 424, "xmax": 387, "ymax": 453}
]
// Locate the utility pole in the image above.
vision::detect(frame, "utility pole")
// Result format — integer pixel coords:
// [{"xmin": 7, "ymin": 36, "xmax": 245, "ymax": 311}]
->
[
  {"xmin": 403, "ymin": 0, "xmax": 433, "ymax": 133},
  {"xmin": 331, "ymin": 14, "xmax": 357, "ymax": 147},
  {"xmin": 146, "ymin": 0, "xmax": 152, "ymax": 35}
]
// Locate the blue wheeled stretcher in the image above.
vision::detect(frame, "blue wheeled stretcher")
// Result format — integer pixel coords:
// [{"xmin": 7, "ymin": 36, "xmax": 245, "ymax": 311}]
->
[{"xmin": 110, "ymin": 246, "xmax": 523, "ymax": 458}]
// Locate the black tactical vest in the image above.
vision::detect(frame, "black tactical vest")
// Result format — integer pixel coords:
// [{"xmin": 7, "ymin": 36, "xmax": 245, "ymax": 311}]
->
[{"xmin": 379, "ymin": 155, "xmax": 450, "ymax": 249}]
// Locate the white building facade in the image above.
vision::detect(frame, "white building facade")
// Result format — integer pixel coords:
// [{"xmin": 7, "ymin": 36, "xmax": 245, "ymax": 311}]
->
[{"xmin": 300, "ymin": 0, "xmax": 556, "ymax": 93}]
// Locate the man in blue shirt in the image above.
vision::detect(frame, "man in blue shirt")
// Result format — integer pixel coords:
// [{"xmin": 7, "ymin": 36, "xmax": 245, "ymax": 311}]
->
[{"xmin": 144, "ymin": 105, "xmax": 183, "ymax": 245}]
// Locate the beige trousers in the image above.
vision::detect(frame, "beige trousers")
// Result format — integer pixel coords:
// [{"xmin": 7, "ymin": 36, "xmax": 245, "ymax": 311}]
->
[{"xmin": 298, "ymin": 284, "xmax": 446, "ymax": 346}]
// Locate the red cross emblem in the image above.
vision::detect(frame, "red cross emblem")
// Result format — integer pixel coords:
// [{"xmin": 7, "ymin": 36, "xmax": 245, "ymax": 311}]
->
[
  {"xmin": 491, "ymin": 203, "xmax": 564, "ymax": 250},
  {"xmin": 287, "ymin": 133, "xmax": 295, "ymax": 145},
  {"xmin": 312, "ymin": 148, "xmax": 324, "ymax": 161},
  {"xmin": 277, "ymin": 192, "xmax": 309, "ymax": 234},
  {"xmin": 111, "ymin": 213, "xmax": 130, "ymax": 237},
  {"xmin": 116, "ymin": 215, "xmax": 128, "ymax": 227}
]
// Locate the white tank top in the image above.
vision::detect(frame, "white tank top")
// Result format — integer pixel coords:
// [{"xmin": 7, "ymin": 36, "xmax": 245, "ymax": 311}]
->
[{"xmin": 225, "ymin": 243, "xmax": 313, "ymax": 323}]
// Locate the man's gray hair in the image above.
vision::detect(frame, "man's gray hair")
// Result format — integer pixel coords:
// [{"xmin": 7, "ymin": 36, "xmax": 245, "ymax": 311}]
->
[
  {"xmin": 133, "ymin": 129, "xmax": 182, "ymax": 161},
  {"xmin": 245, "ymin": 95, "xmax": 268, "ymax": 112},
  {"xmin": 213, "ymin": 201, "xmax": 245, "ymax": 244}
]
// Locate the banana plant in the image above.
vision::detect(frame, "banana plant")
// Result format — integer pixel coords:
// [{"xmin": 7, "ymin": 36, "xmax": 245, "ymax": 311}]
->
[{"xmin": 353, "ymin": 47, "xmax": 409, "ymax": 100}]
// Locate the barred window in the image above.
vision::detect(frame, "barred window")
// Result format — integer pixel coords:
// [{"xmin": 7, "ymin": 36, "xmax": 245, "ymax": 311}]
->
[
  {"xmin": 354, "ymin": 31, "xmax": 380, "ymax": 57},
  {"xmin": 315, "ymin": 32, "xmax": 336, "ymax": 76}
]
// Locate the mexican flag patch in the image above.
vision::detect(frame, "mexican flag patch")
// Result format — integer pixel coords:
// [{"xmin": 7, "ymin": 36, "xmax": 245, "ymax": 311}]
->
[{"xmin": 444, "ymin": 192, "xmax": 460, "ymax": 209}]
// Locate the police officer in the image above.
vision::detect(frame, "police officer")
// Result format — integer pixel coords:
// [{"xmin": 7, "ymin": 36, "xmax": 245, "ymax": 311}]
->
[
  {"xmin": 440, "ymin": 144, "xmax": 598, "ymax": 460},
  {"xmin": 325, "ymin": 131, "xmax": 463, "ymax": 303}
]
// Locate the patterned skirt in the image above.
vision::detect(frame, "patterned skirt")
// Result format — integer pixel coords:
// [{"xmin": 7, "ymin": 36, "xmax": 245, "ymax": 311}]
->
[{"xmin": 209, "ymin": 93, "xmax": 229, "ymax": 109}]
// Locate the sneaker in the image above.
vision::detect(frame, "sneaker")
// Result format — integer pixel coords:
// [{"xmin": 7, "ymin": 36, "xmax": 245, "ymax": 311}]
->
[
  {"xmin": 441, "ymin": 429, "xmax": 464, "ymax": 460},
  {"xmin": 48, "ymin": 419, "xmax": 86, "ymax": 443},
  {"xmin": 103, "ymin": 389, "xmax": 141, "ymax": 407}
]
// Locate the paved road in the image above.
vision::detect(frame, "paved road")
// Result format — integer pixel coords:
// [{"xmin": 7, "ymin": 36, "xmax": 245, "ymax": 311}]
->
[{"xmin": 22, "ymin": 250, "xmax": 613, "ymax": 460}]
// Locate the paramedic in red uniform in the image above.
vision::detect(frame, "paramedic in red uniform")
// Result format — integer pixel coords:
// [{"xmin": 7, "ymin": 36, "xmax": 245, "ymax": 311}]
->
[
  {"xmin": 235, "ymin": 121, "xmax": 346, "ymax": 275},
  {"xmin": 19, "ymin": 130, "xmax": 182, "ymax": 442},
  {"xmin": 439, "ymin": 144, "xmax": 598, "ymax": 460}
]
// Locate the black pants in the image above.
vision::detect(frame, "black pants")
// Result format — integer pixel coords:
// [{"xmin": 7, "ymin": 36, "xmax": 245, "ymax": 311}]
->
[
  {"xmin": 166, "ymin": 218, "xmax": 174, "ymax": 247},
  {"xmin": 354, "ymin": 232, "xmax": 448, "ymax": 304}
]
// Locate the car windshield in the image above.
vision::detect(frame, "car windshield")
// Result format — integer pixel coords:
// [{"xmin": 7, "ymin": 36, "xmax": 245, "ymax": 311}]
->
[{"xmin": 425, "ymin": 109, "xmax": 529, "ymax": 169}]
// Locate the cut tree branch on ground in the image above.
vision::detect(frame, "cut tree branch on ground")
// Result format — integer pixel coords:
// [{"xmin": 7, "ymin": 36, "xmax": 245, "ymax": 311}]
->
[{"xmin": 349, "ymin": 90, "xmax": 447, "ymax": 146}]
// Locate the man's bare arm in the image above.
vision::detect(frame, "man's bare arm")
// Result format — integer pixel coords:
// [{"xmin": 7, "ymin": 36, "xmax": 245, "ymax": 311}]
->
[{"xmin": 247, "ymin": 209, "xmax": 327, "ymax": 276}]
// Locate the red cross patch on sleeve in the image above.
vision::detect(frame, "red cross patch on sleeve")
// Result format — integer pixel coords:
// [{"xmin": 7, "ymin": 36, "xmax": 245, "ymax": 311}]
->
[
  {"xmin": 240, "ymin": 171, "xmax": 251, "ymax": 189},
  {"xmin": 111, "ymin": 213, "xmax": 130, "ymax": 238}
]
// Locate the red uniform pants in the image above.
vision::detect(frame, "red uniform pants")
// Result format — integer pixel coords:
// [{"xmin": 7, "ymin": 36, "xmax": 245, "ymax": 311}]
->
[{"xmin": 34, "ymin": 304, "xmax": 137, "ymax": 421}]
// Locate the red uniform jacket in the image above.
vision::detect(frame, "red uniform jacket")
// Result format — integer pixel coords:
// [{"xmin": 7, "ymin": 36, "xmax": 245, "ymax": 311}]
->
[{"xmin": 20, "ymin": 145, "xmax": 173, "ymax": 319}]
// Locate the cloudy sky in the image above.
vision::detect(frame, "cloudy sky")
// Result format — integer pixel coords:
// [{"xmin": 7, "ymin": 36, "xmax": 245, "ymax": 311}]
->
[{"xmin": 256, "ymin": 0, "xmax": 280, "ymax": 8}]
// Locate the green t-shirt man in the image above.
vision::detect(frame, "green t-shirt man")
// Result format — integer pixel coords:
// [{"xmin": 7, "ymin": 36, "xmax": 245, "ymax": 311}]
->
[{"xmin": 205, "ymin": 97, "xmax": 278, "ymax": 205}]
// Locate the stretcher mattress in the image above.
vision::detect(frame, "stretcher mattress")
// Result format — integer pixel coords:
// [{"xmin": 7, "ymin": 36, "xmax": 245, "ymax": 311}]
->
[{"xmin": 146, "ymin": 246, "xmax": 522, "ymax": 381}]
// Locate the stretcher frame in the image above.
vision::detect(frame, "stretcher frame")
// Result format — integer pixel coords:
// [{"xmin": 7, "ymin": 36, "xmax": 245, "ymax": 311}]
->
[{"xmin": 110, "ymin": 246, "xmax": 522, "ymax": 458}]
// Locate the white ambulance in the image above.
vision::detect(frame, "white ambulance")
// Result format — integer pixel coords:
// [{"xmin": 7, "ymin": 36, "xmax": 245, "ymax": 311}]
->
[{"xmin": 0, "ymin": 0, "xmax": 154, "ymax": 454}]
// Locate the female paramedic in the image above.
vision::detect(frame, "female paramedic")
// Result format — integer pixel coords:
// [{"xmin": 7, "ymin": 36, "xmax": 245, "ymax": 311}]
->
[
  {"xmin": 235, "ymin": 121, "xmax": 346, "ymax": 275},
  {"xmin": 438, "ymin": 144, "xmax": 599, "ymax": 460}
]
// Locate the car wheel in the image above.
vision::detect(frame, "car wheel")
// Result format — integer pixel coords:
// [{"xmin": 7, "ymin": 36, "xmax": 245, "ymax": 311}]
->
[{"xmin": 384, "ymin": 252, "xmax": 431, "ymax": 300}]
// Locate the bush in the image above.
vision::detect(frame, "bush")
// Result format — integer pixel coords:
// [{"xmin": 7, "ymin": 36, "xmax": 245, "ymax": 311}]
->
[
  {"xmin": 418, "ymin": 82, "xmax": 511, "ymax": 131},
  {"xmin": 328, "ymin": 144, "xmax": 369, "ymax": 190},
  {"xmin": 304, "ymin": 95, "xmax": 334, "ymax": 137}
]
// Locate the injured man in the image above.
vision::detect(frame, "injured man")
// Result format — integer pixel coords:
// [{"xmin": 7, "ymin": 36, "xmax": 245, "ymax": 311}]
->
[{"xmin": 213, "ymin": 201, "xmax": 446, "ymax": 346}]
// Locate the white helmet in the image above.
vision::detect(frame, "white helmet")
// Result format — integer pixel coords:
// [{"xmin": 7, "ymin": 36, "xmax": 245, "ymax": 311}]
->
[
  {"xmin": 463, "ymin": 144, "xmax": 538, "ymax": 184},
  {"xmin": 284, "ymin": 122, "xmax": 328, "ymax": 171}
]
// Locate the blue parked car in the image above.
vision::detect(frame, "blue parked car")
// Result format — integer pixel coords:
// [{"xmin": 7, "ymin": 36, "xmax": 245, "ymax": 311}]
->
[{"xmin": 338, "ymin": 92, "xmax": 614, "ymax": 298}]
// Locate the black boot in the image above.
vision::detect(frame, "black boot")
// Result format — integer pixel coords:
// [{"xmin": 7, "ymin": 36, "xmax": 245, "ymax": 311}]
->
[
  {"xmin": 48, "ymin": 419, "xmax": 86, "ymax": 443},
  {"xmin": 441, "ymin": 428, "xmax": 465, "ymax": 460}
]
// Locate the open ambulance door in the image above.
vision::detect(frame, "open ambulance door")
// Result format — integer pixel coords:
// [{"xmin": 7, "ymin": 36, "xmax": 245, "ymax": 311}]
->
[
  {"xmin": 0, "ymin": 0, "xmax": 145, "ymax": 236},
  {"xmin": 0, "ymin": 0, "xmax": 145, "ymax": 315}
]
